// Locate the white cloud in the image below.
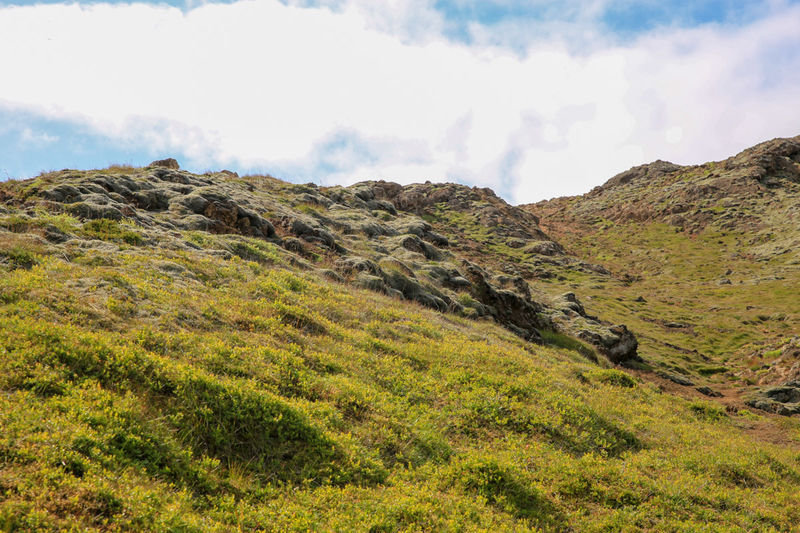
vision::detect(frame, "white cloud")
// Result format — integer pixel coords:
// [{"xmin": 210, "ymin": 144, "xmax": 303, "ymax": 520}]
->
[
  {"xmin": 0, "ymin": 0, "xmax": 799, "ymax": 202},
  {"xmin": 19, "ymin": 127, "xmax": 59, "ymax": 146}
]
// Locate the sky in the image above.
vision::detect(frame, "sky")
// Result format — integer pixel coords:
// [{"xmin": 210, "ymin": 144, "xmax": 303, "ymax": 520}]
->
[{"xmin": 1, "ymin": 0, "xmax": 799, "ymax": 203}]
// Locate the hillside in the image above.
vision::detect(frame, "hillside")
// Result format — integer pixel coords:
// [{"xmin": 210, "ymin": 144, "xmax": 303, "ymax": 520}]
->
[
  {"xmin": 0, "ymin": 141, "xmax": 798, "ymax": 532},
  {"xmin": 526, "ymin": 135, "xmax": 800, "ymax": 414}
]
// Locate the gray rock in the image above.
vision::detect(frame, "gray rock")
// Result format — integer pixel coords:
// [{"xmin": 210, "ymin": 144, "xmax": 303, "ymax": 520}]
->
[
  {"xmin": 656, "ymin": 371, "xmax": 694, "ymax": 386},
  {"xmin": 131, "ymin": 189, "xmax": 171, "ymax": 211},
  {"xmin": 367, "ymin": 199, "xmax": 398, "ymax": 216},
  {"xmin": 413, "ymin": 291, "xmax": 448, "ymax": 312},
  {"xmin": 41, "ymin": 184, "xmax": 82, "ymax": 203},
  {"xmin": 318, "ymin": 269, "xmax": 344, "ymax": 283},
  {"xmin": 763, "ymin": 386, "xmax": 800, "ymax": 403},
  {"xmin": 556, "ymin": 292, "xmax": 586, "ymax": 316},
  {"xmin": 176, "ymin": 194, "xmax": 210, "ymax": 214},
  {"xmin": 450, "ymin": 276, "xmax": 472, "ymax": 289},
  {"xmin": 180, "ymin": 215, "xmax": 213, "ymax": 231},
  {"xmin": 67, "ymin": 202, "xmax": 123, "ymax": 221},
  {"xmin": 425, "ymin": 231, "xmax": 449, "ymax": 247},
  {"xmin": 462, "ymin": 262, "xmax": 546, "ymax": 343},
  {"xmin": 399, "ymin": 234, "xmax": 442, "ymax": 261},
  {"xmin": 352, "ymin": 187, "xmax": 375, "ymax": 202},
  {"xmin": 79, "ymin": 193, "xmax": 113, "ymax": 206},
  {"xmin": 77, "ymin": 183, "xmax": 110, "ymax": 196},
  {"xmin": 355, "ymin": 273, "xmax": 389, "ymax": 294},
  {"xmin": 87, "ymin": 174, "xmax": 140, "ymax": 195},
  {"xmin": 524, "ymin": 240, "xmax": 564, "ymax": 256},
  {"xmin": 423, "ymin": 265, "xmax": 470, "ymax": 289},
  {"xmin": 43, "ymin": 224, "xmax": 69, "ymax": 243},
  {"xmin": 290, "ymin": 218, "xmax": 337, "ymax": 248},
  {"xmin": 337, "ymin": 257, "xmax": 383, "ymax": 277},
  {"xmin": 282, "ymin": 237, "xmax": 306, "ymax": 254},
  {"xmin": 298, "ymin": 193, "xmax": 333, "ymax": 208},
  {"xmin": 383, "ymin": 270, "xmax": 424, "ymax": 298},
  {"xmin": 360, "ymin": 221, "xmax": 391, "ymax": 238},
  {"xmin": 578, "ymin": 325, "xmax": 639, "ymax": 364},
  {"xmin": 149, "ymin": 158, "xmax": 180, "ymax": 169}
]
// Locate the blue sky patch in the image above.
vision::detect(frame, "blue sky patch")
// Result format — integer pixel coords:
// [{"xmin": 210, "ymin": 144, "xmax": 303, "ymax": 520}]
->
[{"xmin": 0, "ymin": 107, "xmax": 190, "ymax": 179}]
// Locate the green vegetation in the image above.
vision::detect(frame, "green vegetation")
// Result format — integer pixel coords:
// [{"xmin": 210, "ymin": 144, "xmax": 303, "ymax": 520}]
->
[
  {"xmin": 0, "ymin": 245, "xmax": 39, "ymax": 269},
  {"xmin": 1, "ymin": 144, "xmax": 800, "ymax": 531},
  {"xmin": 541, "ymin": 220, "xmax": 800, "ymax": 382},
  {"xmin": 81, "ymin": 219, "xmax": 143, "ymax": 245},
  {"xmin": 0, "ymin": 223, "xmax": 798, "ymax": 531},
  {"xmin": 540, "ymin": 329, "xmax": 597, "ymax": 361}
]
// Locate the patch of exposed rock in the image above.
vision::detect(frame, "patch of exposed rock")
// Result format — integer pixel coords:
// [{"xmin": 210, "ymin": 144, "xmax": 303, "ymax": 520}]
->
[
  {"xmin": 548, "ymin": 292, "xmax": 640, "ymax": 364},
  {"xmin": 528, "ymin": 135, "xmax": 800, "ymax": 233},
  {"xmin": 746, "ymin": 381, "xmax": 800, "ymax": 416},
  {"xmin": 462, "ymin": 262, "xmax": 550, "ymax": 343}
]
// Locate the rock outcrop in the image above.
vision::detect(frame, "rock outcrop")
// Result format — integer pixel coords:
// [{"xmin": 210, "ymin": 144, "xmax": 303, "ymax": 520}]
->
[
  {"xmin": 6, "ymin": 164, "xmax": 639, "ymax": 365},
  {"xmin": 746, "ymin": 381, "xmax": 800, "ymax": 416},
  {"xmin": 548, "ymin": 292, "xmax": 640, "ymax": 364}
]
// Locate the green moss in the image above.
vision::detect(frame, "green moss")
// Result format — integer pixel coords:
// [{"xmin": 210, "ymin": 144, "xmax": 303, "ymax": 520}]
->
[
  {"xmin": 0, "ymin": 246, "xmax": 39, "ymax": 269},
  {"xmin": 81, "ymin": 218, "xmax": 143, "ymax": 245},
  {"xmin": 695, "ymin": 365, "xmax": 728, "ymax": 376},
  {"xmin": 540, "ymin": 329, "xmax": 597, "ymax": 360},
  {"xmin": 589, "ymin": 369, "xmax": 638, "ymax": 388},
  {"xmin": 226, "ymin": 238, "xmax": 281, "ymax": 264},
  {"xmin": 688, "ymin": 401, "xmax": 727, "ymax": 421}
]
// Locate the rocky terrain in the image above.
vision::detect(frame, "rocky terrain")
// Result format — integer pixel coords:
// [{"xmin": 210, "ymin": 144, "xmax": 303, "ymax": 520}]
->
[
  {"xmin": 1, "ymin": 159, "xmax": 639, "ymax": 364},
  {"xmin": 1, "ymin": 139, "xmax": 799, "ymax": 531}
]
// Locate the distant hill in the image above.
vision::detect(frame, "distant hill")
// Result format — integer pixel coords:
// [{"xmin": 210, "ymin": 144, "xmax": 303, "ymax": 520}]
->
[
  {"xmin": 526, "ymin": 135, "xmax": 800, "ymax": 414},
  {"xmin": 0, "ymin": 138, "xmax": 798, "ymax": 531}
]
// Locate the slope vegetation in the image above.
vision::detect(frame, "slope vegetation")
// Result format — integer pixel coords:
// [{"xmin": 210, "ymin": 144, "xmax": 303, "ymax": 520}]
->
[{"xmin": 0, "ymin": 148, "xmax": 798, "ymax": 531}]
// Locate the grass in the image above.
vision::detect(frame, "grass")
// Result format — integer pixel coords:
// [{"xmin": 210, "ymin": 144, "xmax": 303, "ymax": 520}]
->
[
  {"xmin": 0, "ymin": 224, "xmax": 799, "ymax": 531},
  {"xmin": 540, "ymin": 328, "xmax": 597, "ymax": 361},
  {"xmin": 81, "ymin": 218, "xmax": 143, "ymax": 245},
  {"xmin": 1, "ymin": 168, "xmax": 799, "ymax": 531},
  {"xmin": 537, "ymin": 220, "xmax": 800, "ymax": 381}
]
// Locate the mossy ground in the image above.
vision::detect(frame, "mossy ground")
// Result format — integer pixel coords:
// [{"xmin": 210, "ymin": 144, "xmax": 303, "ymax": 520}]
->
[{"xmin": 1, "ymin": 205, "xmax": 800, "ymax": 531}]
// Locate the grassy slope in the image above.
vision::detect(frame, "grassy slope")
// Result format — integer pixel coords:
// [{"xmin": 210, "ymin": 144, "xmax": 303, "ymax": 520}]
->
[
  {"xmin": 1, "ymin": 207, "xmax": 800, "ymax": 531},
  {"xmin": 529, "ymin": 167, "xmax": 800, "ymax": 390}
]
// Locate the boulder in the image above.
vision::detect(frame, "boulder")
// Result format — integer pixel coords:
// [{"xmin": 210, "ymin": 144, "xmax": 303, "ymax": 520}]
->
[
  {"xmin": 67, "ymin": 202, "xmax": 123, "ymax": 221},
  {"xmin": 696, "ymin": 386, "xmax": 723, "ymax": 398},
  {"xmin": 149, "ymin": 158, "xmax": 180, "ymax": 170},
  {"xmin": 289, "ymin": 218, "xmax": 337, "ymax": 249},
  {"xmin": 41, "ymin": 184, "xmax": 83, "ymax": 203},
  {"xmin": 130, "ymin": 189, "xmax": 172, "ymax": 211},
  {"xmin": 576, "ymin": 324, "xmax": 639, "ymax": 364},
  {"xmin": 180, "ymin": 215, "xmax": 212, "ymax": 231},
  {"xmin": 354, "ymin": 273, "xmax": 401, "ymax": 299},
  {"xmin": 524, "ymin": 240, "xmax": 564, "ymax": 256},
  {"xmin": 462, "ymin": 262, "xmax": 547, "ymax": 343},
  {"xmin": 554, "ymin": 292, "xmax": 587, "ymax": 317},
  {"xmin": 399, "ymin": 234, "xmax": 442, "ymax": 261},
  {"xmin": 745, "ymin": 381, "xmax": 800, "ymax": 416},
  {"xmin": 336, "ymin": 257, "xmax": 383, "ymax": 277},
  {"xmin": 318, "ymin": 269, "xmax": 344, "ymax": 283},
  {"xmin": 282, "ymin": 237, "xmax": 306, "ymax": 254},
  {"xmin": 367, "ymin": 199, "xmax": 398, "ymax": 216}
]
